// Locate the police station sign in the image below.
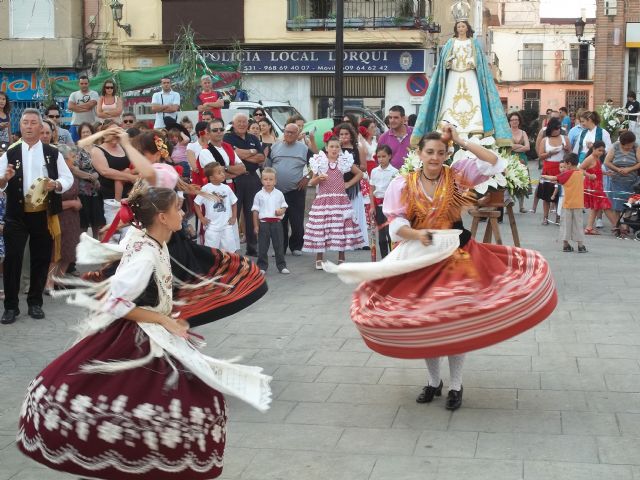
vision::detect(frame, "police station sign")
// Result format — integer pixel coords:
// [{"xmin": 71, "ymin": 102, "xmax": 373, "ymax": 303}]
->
[{"xmin": 199, "ymin": 49, "xmax": 426, "ymax": 74}]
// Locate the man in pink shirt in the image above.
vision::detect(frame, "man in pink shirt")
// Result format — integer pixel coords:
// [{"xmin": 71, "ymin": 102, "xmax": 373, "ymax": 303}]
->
[{"xmin": 378, "ymin": 105, "xmax": 413, "ymax": 169}]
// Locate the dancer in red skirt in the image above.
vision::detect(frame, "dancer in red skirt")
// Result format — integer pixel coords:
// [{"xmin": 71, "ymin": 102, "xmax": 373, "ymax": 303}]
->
[
  {"xmin": 327, "ymin": 125, "xmax": 557, "ymax": 410},
  {"xmin": 17, "ymin": 184, "xmax": 271, "ymax": 479},
  {"xmin": 581, "ymin": 140, "xmax": 619, "ymax": 234}
]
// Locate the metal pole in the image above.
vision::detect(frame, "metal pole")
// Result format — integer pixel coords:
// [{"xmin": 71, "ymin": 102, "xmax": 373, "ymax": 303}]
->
[{"xmin": 333, "ymin": 0, "xmax": 344, "ymax": 127}]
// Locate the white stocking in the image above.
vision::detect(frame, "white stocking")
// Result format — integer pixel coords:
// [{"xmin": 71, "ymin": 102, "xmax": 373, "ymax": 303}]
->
[
  {"xmin": 424, "ymin": 357, "xmax": 441, "ymax": 387},
  {"xmin": 448, "ymin": 354, "xmax": 465, "ymax": 391}
]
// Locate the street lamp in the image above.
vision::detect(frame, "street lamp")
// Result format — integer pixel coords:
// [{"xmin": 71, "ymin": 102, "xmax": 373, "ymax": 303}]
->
[
  {"xmin": 574, "ymin": 18, "xmax": 594, "ymax": 46},
  {"xmin": 110, "ymin": 0, "xmax": 132, "ymax": 37}
]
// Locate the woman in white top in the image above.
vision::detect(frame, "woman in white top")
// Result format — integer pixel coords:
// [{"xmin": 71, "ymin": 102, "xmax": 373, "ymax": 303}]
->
[
  {"xmin": 536, "ymin": 118, "xmax": 570, "ymax": 225},
  {"xmin": 572, "ymin": 111, "xmax": 612, "ymax": 161},
  {"xmin": 96, "ymin": 80, "xmax": 123, "ymax": 122}
]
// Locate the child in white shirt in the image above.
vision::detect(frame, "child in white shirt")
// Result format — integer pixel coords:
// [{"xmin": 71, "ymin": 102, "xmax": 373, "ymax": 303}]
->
[
  {"xmin": 369, "ymin": 145, "xmax": 398, "ymax": 258},
  {"xmin": 194, "ymin": 162, "xmax": 240, "ymax": 251},
  {"xmin": 252, "ymin": 168, "xmax": 289, "ymax": 274}
]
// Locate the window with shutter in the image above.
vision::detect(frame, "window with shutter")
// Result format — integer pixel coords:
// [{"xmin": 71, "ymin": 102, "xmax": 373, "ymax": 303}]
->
[{"xmin": 10, "ymin": 0, "xmax": 55, "ymax": 39}]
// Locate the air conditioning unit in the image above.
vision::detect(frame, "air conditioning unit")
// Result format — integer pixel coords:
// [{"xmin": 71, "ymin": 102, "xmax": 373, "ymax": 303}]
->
[{"xmin": 604, "ymin": 0, "xmax": 617, "ymax": 16}]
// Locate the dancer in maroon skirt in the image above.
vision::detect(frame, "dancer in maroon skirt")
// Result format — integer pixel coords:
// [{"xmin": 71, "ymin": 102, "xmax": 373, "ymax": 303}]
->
[
  {"xmin": 327, "ymin": 125, "xmax": 557, "ymax": 410},
  {"xmin": 17, "ymin": 184, "xmax": 271, "ymax": 479}
]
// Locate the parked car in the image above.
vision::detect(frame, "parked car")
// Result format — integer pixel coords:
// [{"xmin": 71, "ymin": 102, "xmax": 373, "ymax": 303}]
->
[{"xmin": 221, "ymin": 101, "xmax": 305, "ymax": 136}]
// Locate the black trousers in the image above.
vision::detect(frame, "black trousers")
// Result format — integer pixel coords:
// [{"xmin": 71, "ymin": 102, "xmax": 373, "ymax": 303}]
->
[
  {"xmin": 3, "ymin": 211, "xmax": 53, "ymax": 310},
  {"xmin": 375, "ymin": 205, "xmax": 392, "ymax": 259},
  {"xmin": 257, "ymin": 221, "xmax": 286, "ymax": 271},
  {"xmin": 282, "ymin": 188, "xmax": 306, "ymax": 253},
  {"xmin": 235, "ymin": 174, "xmax": 262, "ymax": 255}
]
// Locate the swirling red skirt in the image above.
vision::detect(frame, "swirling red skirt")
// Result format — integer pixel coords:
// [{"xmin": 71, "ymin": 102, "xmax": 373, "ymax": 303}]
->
[{"xmin": 351, "ymin": 240, "xmax": 557, "ymax": 358}]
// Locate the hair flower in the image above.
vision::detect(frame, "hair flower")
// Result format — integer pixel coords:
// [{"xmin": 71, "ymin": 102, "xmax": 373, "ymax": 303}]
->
[{"xmin": 154, "ymin": 135, "xmax": 170, "ymax": 159}]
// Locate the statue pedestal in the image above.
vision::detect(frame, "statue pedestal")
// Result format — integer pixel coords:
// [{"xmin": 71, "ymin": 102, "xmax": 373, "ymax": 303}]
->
[{"xmin": 471, "ymin": 190, "xmax": 521, "ymax": 247}]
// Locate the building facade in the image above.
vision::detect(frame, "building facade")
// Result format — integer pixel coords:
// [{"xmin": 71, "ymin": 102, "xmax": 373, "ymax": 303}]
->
[
  {"xmin": 486, "ymin": 0, "xmax": 595, "ymax": 116},
  {"xmin": 593, "ymin": 0, "xmax": 640, "ymax": 106}
]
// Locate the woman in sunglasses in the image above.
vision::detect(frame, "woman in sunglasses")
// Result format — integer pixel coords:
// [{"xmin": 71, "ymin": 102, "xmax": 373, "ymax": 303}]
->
[
  {"xmin": 96, "ymin": 80, "xmax": 123, "ymax": 123},
  {"xmin": 252, "ymin": 108, "xmax": 266, "ymax": 123}
]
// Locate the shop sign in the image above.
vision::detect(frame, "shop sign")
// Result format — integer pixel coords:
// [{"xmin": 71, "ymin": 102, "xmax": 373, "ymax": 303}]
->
[
  {"xmin": 0, "ymin": 71, "xmax": 78, "ymax": 101},
  {"xmin": 627, "ymin": 23, "xmax": 640, "ymax": 48},
  {"xmin": 198, "ymin": 49, "xmax": 426, "ymax": 74}
]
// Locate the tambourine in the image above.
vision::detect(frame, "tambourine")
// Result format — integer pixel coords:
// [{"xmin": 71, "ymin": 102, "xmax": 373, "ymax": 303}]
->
[{"xmin": 24, "ymin": 177, "xmax": 49, "ymax": 210}]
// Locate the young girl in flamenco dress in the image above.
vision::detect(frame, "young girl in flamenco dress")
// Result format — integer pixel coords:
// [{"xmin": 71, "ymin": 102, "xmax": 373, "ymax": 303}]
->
[
  {"xmin": 16, "ymin": 133, "xmax": 272, "ymax": 479},
  {"xmin": 326, "ymin": 124, "xmax": 557, "ymax": 411},
  {"xmin": 303, "ymin": 135, "xmax": 366, "ymax": 269},
  {"xmin": 581, "ymin": 140, "xmax": 619, "ymax": 235}
]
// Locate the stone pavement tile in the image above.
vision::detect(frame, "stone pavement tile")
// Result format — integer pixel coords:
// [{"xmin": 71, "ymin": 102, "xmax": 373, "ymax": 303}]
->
[
  {"xmin": 587, "ymin": 392, "xmax": 640, "ymax": 413},
  {"xmin": 316, "ymin": 366, "xmax": 384, "ymax": 384},
  {"xmin": 226, "ymin": 399, "xmax": 296, "ymax": 424},
  {"xmin": 540, "ymin": 372, "xmax": 607, "ymax": 391},
  {"xmin": 328, "ymin": 384, "xmax": 418, "ymax": 405},
  {"xmin": 524, "ymin": 461, "xmax": 633, "ymax": 480},
  {"xmin": 232, "ymin": 423, "xmax": 343, "ymax": 452},
  {"xmin": 251, "ymin": 349, "xmax": 314, "ymax": 365},
  {"xmin": 449, "ymin": 409, "xmax": 560, "ymax": 434},
  {"xmin": 531, "ymin": 355, "xmax": 579, "ymax": 373},
  {"xmin": 460, "ymin": 388, "xmax": 518, "ymax": 410},
  {"xmin": 605, "ymin": 374, "xmax": 640, "ymax": 392},
  {"xmin": 517, "ymin": 389, "xmax": 588, "ymax": 411},
  {"xmin": 3, "ymin": 468, "xmax": 73, "ymax": 480},
  {"xmin": 570, "ymin": 310, "xmax": 634, "ymax": 322},
  {"xmin": 597, "ymin": 344, "xmax": 640, "ymax": 359},
  {"xmin": 479, "ymin": 342, "xmax": 539, "ymax": 356},
  {"xmin": 333, "ymin": 325, "xmax": 361, "ymax": 338},
  {"xmin": 277, "ymin": 381, "xmax": 338, "ymax": 402},
  {"xmin": 578, "ymin": 357, "xmax": 640, "ymax": 374},
  {"xmin": 0, "ymin": 445, "xmax": 38, "ymax": 480},
  {"xmin": 365, "ymin": 355, "xmax": 425, "ymax": 368},
  {"xmin": 285, "ymin": 402, "xmax": 398, "ymax": 428},
  {"xmin": 339, "ymin": 338, "xmax": 372, "ymax": 353},
  {"xmin": 475, "ymin": 432, "xmax": 598, "ymax": 462},
  {"xmin": 617, "ymin": 413, "xmax": 640, "ymax": 435},
  {"xmin": 634, "ymin": 466, "xmax": 640, "ymax": 480},
  {"xmin": 217, "ymin": 447, "xmax": 257, "ymax": 479},
  {"xmin": 414, "ymin": 430, "xmax": 478, "ymax": 458},
  {"xmin": 369, "ymin": 456, "xmax": 440, "ymax": 480},
  {"xmin": 436, "ymin": 458, "xmax": 524, "ymax": 480},
  {"xmin": 561, "ymin": 412, "xmax": 621, "ymax": 435},
  {"xmin": 307, "ymin": 351, "xmax": 371, "ymax": 367},
  {"xmin": 460, "ymin": 371, "xmax": 541, "ymax": 390},
  {"xmin": 538, "ymin": 342, "xmax": 597, "ymax": 357},
  {"xmin": 335, "ymin": 427, "xmax": 420, "ymax": 455},
  {"xmin": 221, "ymin": 321, "xmax": 302, "ymax": 336},
  {"xmin": 297, "ymin": 324, "xmax": 340, "ymax": 337},
  {"xmin": 378, "ymin": 368, "xmax": 427, "ymax": 386},
  {"xmin": 0, "ymin": 435, "xmax": 15, "ymax": 450},
  {"xmin": 535, "ymin": 328, "xmax": 578, "ymax": 343},
  {"xmin": 239, "ymin": 450, "xmax": 375, "ymax": 480},
  {"xmin": 391, "ymin": 404, "xmax": 452, "ymax": 430},
  {"xmin": 272, "ymin": 365, "xmax": 323, "ymax": 383},
  {"xmin": 578, "ymin": 332, "xmax": 640, "ymax": 345},
  {"xmin": 285, "ymin": 336, "xmax": 346, "ymax": 351},
  {"xmin": 597, "ymin": 436, "xmax": 640, "ymax": 465},
  {"xmin": 464, "ymin": 354, "xmax": 532, "ymax": 372},
  {"xmin": 218, "ymin": 334, "xmax": 293, "ymax": 350}
]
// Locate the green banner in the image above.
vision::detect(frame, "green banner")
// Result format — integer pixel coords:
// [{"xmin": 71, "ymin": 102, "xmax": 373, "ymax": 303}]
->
[{"xmin": 51, "ymin": 63, "xmax": 239, "ymax": 97}]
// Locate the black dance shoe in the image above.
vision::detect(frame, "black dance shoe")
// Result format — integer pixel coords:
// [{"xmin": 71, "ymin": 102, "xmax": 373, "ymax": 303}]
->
[
  {"xmin": 416, "ymin": 380, "xmax": 443, "ymax": 403},
  {"xmin": 28, "ymin": 305, "xmax": 45, "ymax": 319},
  {"xmin": 1, "ymin": 309, "xmax": 20, "ymax": 325},
  {"xmin": 445, "ymin": 386, "xmax": 463, "ymax": 411}
]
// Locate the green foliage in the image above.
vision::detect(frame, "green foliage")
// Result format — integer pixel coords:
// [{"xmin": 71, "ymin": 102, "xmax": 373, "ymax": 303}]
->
[
  {"xmin": 36, "ymin": 59, "xmax": 55, "ymax": 107},
  {"xmin": 172, "ymin": 24, "xmax": 209, "ymax": 109}
]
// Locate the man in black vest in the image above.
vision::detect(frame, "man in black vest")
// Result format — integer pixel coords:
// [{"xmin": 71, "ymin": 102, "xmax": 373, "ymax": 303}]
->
[{"xmin": 0, "ymin": 109, "xmax": 73, "ymax": 324}]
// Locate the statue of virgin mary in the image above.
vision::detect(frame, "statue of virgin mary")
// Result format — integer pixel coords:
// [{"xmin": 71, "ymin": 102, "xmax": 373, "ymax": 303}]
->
[{"xmin": 411, "ymin": 0, "xmax": 511, "ymax": 147}]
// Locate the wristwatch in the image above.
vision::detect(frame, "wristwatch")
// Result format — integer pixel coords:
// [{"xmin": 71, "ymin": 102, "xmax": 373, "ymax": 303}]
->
[{"xmin": 250, "ymin": 148, "xmax": 256, "ymax": 154}]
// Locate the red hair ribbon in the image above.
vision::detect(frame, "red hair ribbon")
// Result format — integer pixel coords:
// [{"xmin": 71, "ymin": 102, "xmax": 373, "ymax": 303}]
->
[
  {"xmin": 197, "ymin": 129, "xmax": 208, "ymax": 138},
  {"xmin": 101, "ymin": 200, "xmax": 135, "ymax": 244},
  {"xmin": 358, "ymin": 126, "xmax": 368, "ymax": 138},
  {"xmin": 323, "ymin": 131, "xmax": 335, "ymax": 143},
  {"xmin": 173, "ymin": 164, "xmax": 184, "ymax": 177}
]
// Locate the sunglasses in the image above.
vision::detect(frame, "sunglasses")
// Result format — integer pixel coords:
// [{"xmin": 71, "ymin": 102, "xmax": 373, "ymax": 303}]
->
[
  {"xmin": 48, "ymin": 115, "xmax": 60, "ymax": 118},
  {"xmin": 209, "ymin": 128, "xmax": 225, "ymax": 132},
  {"xmin": 105, "ymin": 86, "xmax": 114, "ymax": 89},
  {"xmin": 123, "ymin": 119, "xmax": 134, "ymax": 124},
  {"xmin": 254, "ymin": 112, "xmax": 265, "ymax": 117}
]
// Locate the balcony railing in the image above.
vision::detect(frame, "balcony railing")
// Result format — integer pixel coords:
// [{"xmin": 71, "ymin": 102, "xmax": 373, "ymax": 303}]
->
[
  {"xmin": 287, "ymin": 0, "xmax": 428, "ymax": 30},
  {"xmin": 517, "ymin": 50, "xmax": 595, "ymax": 82}
]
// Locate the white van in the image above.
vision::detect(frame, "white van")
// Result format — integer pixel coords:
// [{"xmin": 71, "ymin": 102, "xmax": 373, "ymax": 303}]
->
[{"xmin": 220, "ymin": 101, "xmax": 305, "ymax": 136}]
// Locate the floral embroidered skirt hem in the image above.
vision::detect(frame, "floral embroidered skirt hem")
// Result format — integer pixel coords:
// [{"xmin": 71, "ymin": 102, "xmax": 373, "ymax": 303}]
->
[
  {"xmin": 351, "ymin": 240, "xmax": 557, "ymax": 359},
  {"xmin": 17, "ymin": 319, "xmax": 226, "ymax": 480}
]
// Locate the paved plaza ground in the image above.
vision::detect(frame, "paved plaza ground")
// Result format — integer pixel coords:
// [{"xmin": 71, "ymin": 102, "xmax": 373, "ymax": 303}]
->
[{"xmin": 1, "ymin": 195, "xmax": 640, "ymax": 479}]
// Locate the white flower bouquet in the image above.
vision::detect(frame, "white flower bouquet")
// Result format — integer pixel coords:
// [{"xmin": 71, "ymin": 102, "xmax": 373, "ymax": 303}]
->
[
  {"xmin": 399, "ymin": 149, "xmax": 423, "ymax": 174},
  {"xmin": 598, "ymin": 103, "xmax": 630, "ymax": 141},
  {"xmin": 501, "ymin": 150, "xmax": 531, "ymax": 197}
]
